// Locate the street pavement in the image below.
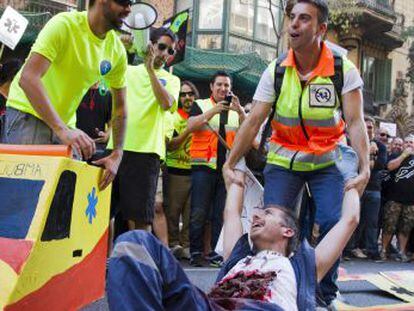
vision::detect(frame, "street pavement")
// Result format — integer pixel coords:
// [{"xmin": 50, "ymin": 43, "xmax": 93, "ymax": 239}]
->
[{"xmin": 83, "ymin": 258, "xmax": 414, "ymax": 310}]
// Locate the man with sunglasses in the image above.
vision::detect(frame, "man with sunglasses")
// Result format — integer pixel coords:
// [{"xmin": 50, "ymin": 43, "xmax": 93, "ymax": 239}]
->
[
  {"xmin": 1, "ymin": 0, "xmax": 131, "ymax": 190},
  {"xmin": 109, "ymin": 28, "xmax": 180, "ymax": 235},
  {"xmin": 377, "ymin": 128, "xmax": 390, "ymax": 148}
]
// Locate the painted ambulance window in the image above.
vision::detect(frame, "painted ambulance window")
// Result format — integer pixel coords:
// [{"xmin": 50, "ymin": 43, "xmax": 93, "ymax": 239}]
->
[
  {"xmin": 41, "ymin": 170, "xmax": 77, "ymax": 241},
  {"xmin": 0, "ymin": 177, "xmax": 45, "ymax": 239}
]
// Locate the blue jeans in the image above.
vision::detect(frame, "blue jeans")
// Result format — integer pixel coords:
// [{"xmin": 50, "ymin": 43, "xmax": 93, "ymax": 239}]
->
[
  {"xmin": 350, "ymin": 190, "xmax": 381, "ymax": 255},
  {"xmin": 190, "ymin": 169, "xmax": 226, "ymax": 256},
  {"xmin": 264, "ymin": 163, "xmax": 344, "ymax": 304}
]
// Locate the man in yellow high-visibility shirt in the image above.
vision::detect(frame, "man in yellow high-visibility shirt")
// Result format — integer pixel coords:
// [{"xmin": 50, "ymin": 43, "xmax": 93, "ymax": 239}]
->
[
  {"xmin": 223, "ymin": 0, "xmax": 370, "ymax": 307},
  {"xmin": 2, "ymin": 0, "xmax": 131, "ymax": 189},
  {"xmin": 109, "ymin": 28, "xmax": 180, "ymax": 233}
]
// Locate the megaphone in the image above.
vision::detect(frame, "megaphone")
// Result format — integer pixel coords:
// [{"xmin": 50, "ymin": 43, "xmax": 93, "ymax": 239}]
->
[{"xmin": 122, "ymin": 3, "xmax": 158, "ymax": 57}]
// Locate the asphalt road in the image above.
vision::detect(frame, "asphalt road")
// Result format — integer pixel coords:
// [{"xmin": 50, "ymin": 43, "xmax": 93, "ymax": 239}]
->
[{"xmin": 82, "ymin": 258, "xmax": 414, "ymax": 310}]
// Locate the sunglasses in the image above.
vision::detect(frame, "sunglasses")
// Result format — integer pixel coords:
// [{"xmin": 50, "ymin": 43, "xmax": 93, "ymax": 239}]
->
[
  {"xmin": 180, "ymin": 91, "xmax": 195, "ymax": 97},
  {"xmin": 380, "ymin": 133, "xmax": 389, "ymax": 137},
  {"xmin": 157, "ymin": 43, "xmax": 175, "ymax": 56}
]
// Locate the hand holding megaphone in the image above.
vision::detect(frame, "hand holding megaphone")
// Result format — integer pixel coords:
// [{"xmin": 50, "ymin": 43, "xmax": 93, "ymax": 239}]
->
[
  {"xmin": 144, "ymin": 43, "xmax": 156, "ymax": 71},
  {"xmin": 121, "ymin": 3, "xmax": 158, "ymax": 57}
]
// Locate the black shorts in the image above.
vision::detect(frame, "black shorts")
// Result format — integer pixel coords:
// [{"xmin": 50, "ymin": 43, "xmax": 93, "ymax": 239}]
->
[{"xmin": 111, "ymin": 151, "xmax": 160, "ymax": 223}]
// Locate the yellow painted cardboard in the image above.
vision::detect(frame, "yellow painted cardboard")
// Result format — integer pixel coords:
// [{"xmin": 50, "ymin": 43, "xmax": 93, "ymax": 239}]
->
[{"xmin": 0, "ymin": 152, "xmax": 111, "ymax": 309}]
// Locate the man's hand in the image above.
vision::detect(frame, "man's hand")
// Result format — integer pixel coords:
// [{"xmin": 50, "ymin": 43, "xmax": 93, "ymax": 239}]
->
[
  {"xmin": 223, "ymin": 162, "xmax": 244, "ymax": 189},
  {"xmin": 92, "ymin": 150, "xmax": 123, "ymax": 190},
  {"xmin": 229, "ymin": 95, "xmax": 244, "ymax": 115},
  {"xmin": 144, "ymin": 43, "xmax": 156, "ymax": 72},
  {"xmin": 56, "ymin": 128, "xmax": 96, "ymax": 160},
  {"xmin": 369, "ymin": 141, "xmax": 378, "ymax": 155},
  {"xmin": 214, "ymin": 102, "xmax": 231, "ymax": 114},
  {"xmin": 345, "ymin": 170, "xmax": 370, "ymax": 196},
  {"xmin": 94, "ymin": 128, "xmax": 110, "ymax": 144}
]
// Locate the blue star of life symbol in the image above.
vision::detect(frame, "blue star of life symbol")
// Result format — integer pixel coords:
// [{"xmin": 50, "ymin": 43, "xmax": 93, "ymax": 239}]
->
[{"xmin": 85, "ymin": 187, "xmax": 98, "ymax": 224}]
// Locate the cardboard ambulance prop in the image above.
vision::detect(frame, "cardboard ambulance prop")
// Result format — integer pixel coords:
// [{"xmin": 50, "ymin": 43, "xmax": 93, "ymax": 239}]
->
[{"xmin": 0, "ymin": 145, "xmax": 111, "ymax": 310}]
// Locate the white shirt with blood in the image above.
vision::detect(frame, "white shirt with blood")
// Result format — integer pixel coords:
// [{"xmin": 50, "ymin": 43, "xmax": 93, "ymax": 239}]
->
[{"xmin": 222, "ymin": 250, "xmax": 298, "ymax": 310}]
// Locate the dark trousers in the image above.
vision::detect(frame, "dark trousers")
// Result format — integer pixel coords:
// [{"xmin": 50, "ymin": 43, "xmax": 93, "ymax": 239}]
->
[
  {"xmin": 189, "ymin": 169, "xmax": 226, "ymax": 256},
  {"xmin": 349, "ymin": 190, "xmax": 381, "ymax": 255},
  {"xmin": 107, "ymin": 231, "xmax": 210, "ymax": 311}
]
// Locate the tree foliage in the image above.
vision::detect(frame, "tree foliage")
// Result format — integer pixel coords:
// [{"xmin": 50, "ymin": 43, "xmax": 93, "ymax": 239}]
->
[{"xmin": 327, "ymin": 0, "xmax": 362, "ymax": 34}]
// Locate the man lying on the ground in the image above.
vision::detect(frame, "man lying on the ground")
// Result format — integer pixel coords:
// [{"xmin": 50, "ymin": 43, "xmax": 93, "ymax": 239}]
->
[{"xmin": 106, "ymin": 146, "xmax": 360, "ymax": 311}]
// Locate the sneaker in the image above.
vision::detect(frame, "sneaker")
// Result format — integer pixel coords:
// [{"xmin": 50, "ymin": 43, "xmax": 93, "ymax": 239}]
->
[
  {"xmin": 351, "ymin": 248, "xmax": 367, "ymax": 259},
  {"xmin": 181, "ymin": 247, "xmax": 191, "ymax": 260},
  {"xmin": 171, "ymin": 245, "xmax": 184, "ymax": 260},
  {"xmin": 205, "ymin": 251, "xmax": 223, "ymax": 267},
  {"xmin": 190, "ymin": 253, "xmax": 204, "ymax": 267},
  {"xmin": 379, "ymin": 249, "xmax": 387, "ymax": 261},
  {"xmin": 397, "ymin": 251, "xmax": 409, "ymax": 262},
  {"xmin": 368, "ymin": 252, "xmax": 383, "ymax": 262}
]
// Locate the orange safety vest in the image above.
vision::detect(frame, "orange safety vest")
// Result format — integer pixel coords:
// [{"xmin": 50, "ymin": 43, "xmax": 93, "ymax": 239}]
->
[
  {"xmin": 190, "ymin": 97, "xmax": 239, "ymax": 170},
  {"xmin": 267, "ymin": 43, "xmax": 353, "ymax": 171}
]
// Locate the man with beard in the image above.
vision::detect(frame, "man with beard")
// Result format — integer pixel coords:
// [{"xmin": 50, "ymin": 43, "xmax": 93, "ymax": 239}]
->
[
  {"xmin": 165, "ymin": 81, "xmax": 199, "ymax": 259},
  {"xmin": 223, "ymin": 0, "xmax": 368, "ymax": 306},
  {"xmin": 1, "ymin": 0, "xmax": 131, "ymax": 189},
  {"xmin": 109, "ymin": 28, "xmax": 180, "ymax": 234}
]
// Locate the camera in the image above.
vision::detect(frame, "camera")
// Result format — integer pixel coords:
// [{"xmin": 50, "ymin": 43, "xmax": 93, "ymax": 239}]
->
[{"xmin": 224, "ymin": 94, "xmax": 233, "ymax": 105}]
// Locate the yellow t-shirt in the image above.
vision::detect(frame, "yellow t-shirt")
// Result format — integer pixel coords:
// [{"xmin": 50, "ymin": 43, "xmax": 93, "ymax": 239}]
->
[
  {"xmin": 108, "ymin": 64, "xmax": 180, "ymax": 157},
  {"xmin": 7, "ymin": 11, "xmax": 127, "ymax": 124}
]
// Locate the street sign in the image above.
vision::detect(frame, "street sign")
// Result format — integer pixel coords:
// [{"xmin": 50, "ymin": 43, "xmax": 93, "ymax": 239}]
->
[{"xmin": 0, "ymin": 6, "xmax": 29, "ymax": 50}]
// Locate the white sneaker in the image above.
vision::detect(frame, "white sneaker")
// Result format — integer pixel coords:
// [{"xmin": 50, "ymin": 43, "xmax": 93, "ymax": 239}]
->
[{"xmin": 351, "ymin": 248, "xmax": 367, "ymax": 259}]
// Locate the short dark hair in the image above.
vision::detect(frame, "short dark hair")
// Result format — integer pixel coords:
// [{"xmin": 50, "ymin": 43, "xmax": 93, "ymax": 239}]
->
[
  {"xmin": 0, "ymin": 58, "xmax": 22, "ymax": 85},
  {"xmin": 364, "ymin": 116, "xmax": 375, "ymax": 125},
  {"xmin": 150, "ymin": 27, "xmax": 177, "ymax": 44},
  {"xmin": 210, "ymin": 71, "xmax": 232, "ymax": 85},
  {"xmin": 266, "ymin": 204, "xmax": 299, "ymax": 256},
  {"xmin": 181, "ymin": 80, "xmax": 200, "ymax": 99},
  {"xmin": 296, "ymin": 0, "xmax": 329, "ymax": 24}
]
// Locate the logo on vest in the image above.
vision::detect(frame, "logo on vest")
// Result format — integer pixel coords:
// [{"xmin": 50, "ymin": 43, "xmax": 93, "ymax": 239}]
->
[
  {"xmin": 100, "ymin": 60, "xmax": 112, "ymax": 76},
  {"xmin": 309, "ymin": 84, "xmax": 336, "ymax": 108}
]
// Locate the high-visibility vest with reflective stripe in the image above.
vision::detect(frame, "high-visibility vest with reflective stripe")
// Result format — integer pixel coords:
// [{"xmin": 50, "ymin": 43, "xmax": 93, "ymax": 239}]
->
[
  {"xmin": 190, "ymin": 97, "xmax": 239, "ymax": 170},
  {"xmin": 267, "ymin": 46, "xmax": 356, "ymax": 171},
  {"xmin": 166, "ymin": 109, "xmax": 192, "ymax": 170}
]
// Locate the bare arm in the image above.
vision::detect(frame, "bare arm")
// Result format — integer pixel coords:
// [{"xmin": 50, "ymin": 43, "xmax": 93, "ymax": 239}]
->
[
  {"xmin": 387, "ymin": 150, "xmax": 412, "ymax": 171},
  {"xmin": 315, "ymin": 188, "xmax": 360, "ymax": 282},
  {"xmin": 167, "ymin": 128, "xmax": 191, "ymax": 151},
  {"xmin": 19, "ymin": 53, "xmax": 96, "ymax": 158},
  {"xmin": 223, "ymin": 101, "xmax": 272, "ymax": 185},
  {"xmin": 342, "ymin": 89, "xmax": 370, "ymax": 194},
  {"xmin": 145, "ymin": 45, "xmax": 175, "ymax": 111},
  {"xmin": 92, "ymin": 87, "xmax": 127, "ymax": 190},
  {"xmin": 187, "ymin": 103, "xmax": 228, "ymax": 131},
  {"xmin": 223, "ymin": 169, "xmax": 246, "ymax": 261}
]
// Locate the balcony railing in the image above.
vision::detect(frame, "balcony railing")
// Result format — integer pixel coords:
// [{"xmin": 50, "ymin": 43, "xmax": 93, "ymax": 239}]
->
[{"xmin": 358, "ymin": 0, "xmax": 396, "ymax": 18}]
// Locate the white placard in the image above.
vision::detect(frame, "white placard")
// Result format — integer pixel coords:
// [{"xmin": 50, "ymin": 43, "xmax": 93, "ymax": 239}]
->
[
  {"xmin": 380, "ymin": 122, "xmax": 397, "ymax": 137},
  {"xmin": 0, "ymin": 6, "xmax": 29, "ymax": 50}
]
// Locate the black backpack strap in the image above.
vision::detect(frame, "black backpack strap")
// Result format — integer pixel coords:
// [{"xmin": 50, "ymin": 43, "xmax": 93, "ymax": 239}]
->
[
  {"xmin": 331, "ymin": 51, "xmax": 344, "ymax": 115},
  {"xmin": 258, "ymin": 52, "xmax": 288, "ymax": 152}
]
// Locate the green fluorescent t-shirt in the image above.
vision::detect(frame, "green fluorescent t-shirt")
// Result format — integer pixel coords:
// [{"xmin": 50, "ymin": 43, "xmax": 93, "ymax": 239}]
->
[
  {"xmin": 108, "ymin": 64, "xmax": 180, "ymax": 157},
  {"xmin": 7, "ymin": 11, "xmax": 127, "ymax": 124}
]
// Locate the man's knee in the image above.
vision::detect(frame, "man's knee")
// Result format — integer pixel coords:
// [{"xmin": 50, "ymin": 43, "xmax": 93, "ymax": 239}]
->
[{"xmin": 115, "ymin": 230, "xmax": 158, "ymax": 246}]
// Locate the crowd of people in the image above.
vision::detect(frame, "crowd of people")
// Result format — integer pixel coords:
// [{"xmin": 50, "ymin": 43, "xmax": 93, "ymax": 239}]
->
[{"xmin": 1, "ymin": 0, "xmax": 414, "ymax": 310}]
